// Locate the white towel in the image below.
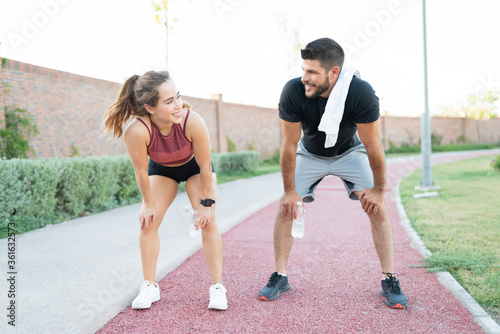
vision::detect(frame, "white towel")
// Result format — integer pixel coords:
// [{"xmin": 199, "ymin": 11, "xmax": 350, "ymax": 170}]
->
[{"xmin": 318, "ymin": 66, "xmax": 360, "ymax": 148}]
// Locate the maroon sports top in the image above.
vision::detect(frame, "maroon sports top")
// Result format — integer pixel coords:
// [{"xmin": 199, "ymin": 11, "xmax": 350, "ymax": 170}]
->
[{"xmin": 136, "ymin": 109, "xmax": 194, "ymax": 165}]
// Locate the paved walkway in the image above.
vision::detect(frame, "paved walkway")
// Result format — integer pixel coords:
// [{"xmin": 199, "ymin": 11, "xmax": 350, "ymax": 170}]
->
[{"xmin": 2, "ymin": 150, "xmax": 500, "ymax": 334}]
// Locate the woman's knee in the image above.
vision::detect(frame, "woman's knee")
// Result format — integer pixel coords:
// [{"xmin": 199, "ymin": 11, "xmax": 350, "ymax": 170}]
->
[
  {"xmin": 202, "ymin": 219, "xmax": 219, "ymax": 234},
  {"xmin": 141, "ymin": 220, "xmax": 162, "ymax": 236}
]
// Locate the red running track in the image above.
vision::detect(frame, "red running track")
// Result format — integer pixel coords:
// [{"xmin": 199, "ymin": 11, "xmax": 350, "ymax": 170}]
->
[{"xmin": 98, "ymin": 152, "xmax": 494, "ymax": 333}]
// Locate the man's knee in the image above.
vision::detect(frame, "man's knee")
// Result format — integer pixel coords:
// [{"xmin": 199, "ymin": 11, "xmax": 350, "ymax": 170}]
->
[
  {"xmin": 276, "ymin": 207, "xmax": 293, "ymax": 222},
  {"xmin": 367, "ymin": 206, "xmax": 390, "ymax": 225}
]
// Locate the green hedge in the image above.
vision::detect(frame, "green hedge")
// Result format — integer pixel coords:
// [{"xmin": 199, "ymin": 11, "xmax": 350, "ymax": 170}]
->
[
  {"xmin": 0, "ymin": 151, "xmax": 260, "ymax": 238},
  {"xmin": 212, "ymin": 150, "xmax": 259, "ymax": 173},
  {"xmin": 385, "ymin": 143, "xmax": 499, "ymax": 155},
  {"xmin": 0, "ymin": 155, "xmax": 140, "ymax": 238}
]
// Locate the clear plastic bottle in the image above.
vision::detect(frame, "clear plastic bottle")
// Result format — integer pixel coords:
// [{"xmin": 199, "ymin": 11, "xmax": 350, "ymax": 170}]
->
[
  {"xmin": 291, "ymin": 201, "xmax": 305, "ymax": 238},
  {"xmin": 185, "ymin": 205, "xmax": 201, "ymax": 237}
]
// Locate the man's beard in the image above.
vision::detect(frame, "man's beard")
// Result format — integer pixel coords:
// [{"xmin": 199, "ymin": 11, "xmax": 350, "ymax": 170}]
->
[{"xmin": 305, "ymin": 77, "xmax": 330, "ymax": 99}]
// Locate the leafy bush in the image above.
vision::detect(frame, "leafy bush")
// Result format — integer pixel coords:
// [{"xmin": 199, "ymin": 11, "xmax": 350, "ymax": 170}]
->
[
  {"xmin": 0, "ymin": 151, "xmax": 261, "ymax": 238},
  {"xmin": 385, "ymin": 143, "xmax": 499, "ymax": 155},
  {"xmin": 432, "ymin": 143, "xmax": 499, "ymax": 152},
  {"xmin": 86, "ymin": 157, "xmax": 120, "ymax": 212},
  {"xmin": 431, "ymin": 132, "xmax": 443, "ymax": 146},
  {"xmin": 0, "ymin": 158, "xmax": 59, "ymax": 235},
  {"xmin": 0, "ymin": 106, "xmax": 39, "ymax": 159},
  {"xmin": 491, "ymin": 153, "xmax": 500, "ymax": 172},
  {"xmin": 0, "ymin": 155, "xmax": 139, "ymax": 238},
  {"xmin": 384, "ymin": 145, "xmax": 421, "ymax": 154},
  {"xmin": 456, "ymin": 135, "xmax": 470, "ymax": 144},
  {"xmin": 112, "ymin": 156, "xmax": 141, "ymax": 204},
  {"xmin": 15, "ymin": 159, "xmax": 59, "ymax": 232},
  {"xmin": 226, "ymin": 136, "xmax": 237, "ymax": 152},
  {"xmin": 212, "ymin": 150, "xmax": 259, "ymax": 173},
  {"xmin": 0, "ymin": 159, "xmax": 25, "ymax": 234},
  {"xmin": 263, "ymin": 148, "xmax": 280, "ymax": 165},
  {"xmin": 56, "ymin": 157, "xmax": 93, "ymax": 218},
  {"xmin": 387, "ymin": 139, "xmax": 397, "ymax": 150}
]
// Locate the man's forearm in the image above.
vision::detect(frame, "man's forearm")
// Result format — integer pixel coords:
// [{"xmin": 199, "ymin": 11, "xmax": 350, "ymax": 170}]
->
[
  {"xmin": 367, "ymin": 142, "xmax": 387, "ymax": 193},
  {"xmin": 280, "ymin": 144, "xmax": 297, "ymax": 193}
]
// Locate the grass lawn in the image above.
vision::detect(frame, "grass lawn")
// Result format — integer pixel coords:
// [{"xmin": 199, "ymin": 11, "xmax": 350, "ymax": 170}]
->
[{"xmin": 399, "ymin": 156, "xmax": 500, "ymax": 323}]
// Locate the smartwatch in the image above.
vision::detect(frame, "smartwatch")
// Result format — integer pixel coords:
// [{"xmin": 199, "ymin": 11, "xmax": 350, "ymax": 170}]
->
[{"xmin": 200, "ymin": 199, "xmax": 216, "ymax": 207}]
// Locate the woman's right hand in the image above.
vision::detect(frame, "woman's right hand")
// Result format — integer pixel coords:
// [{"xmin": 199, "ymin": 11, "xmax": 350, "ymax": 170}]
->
[{"xmin": 139, "ymin": 203, "xmax": 156, "ymax": 231}]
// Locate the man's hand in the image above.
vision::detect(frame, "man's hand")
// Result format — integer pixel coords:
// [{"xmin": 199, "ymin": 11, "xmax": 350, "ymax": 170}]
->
[
  {"xmin": 280, "ymin": 190, "xmax": 302, "ymax": 220},
  {"xmin": 357, "ymin": 188, "xmax": 385, "ymax": 215}
]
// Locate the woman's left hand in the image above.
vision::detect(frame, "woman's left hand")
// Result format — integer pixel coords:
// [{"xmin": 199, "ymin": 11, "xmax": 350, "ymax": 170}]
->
[{"xmin": 196, "ymin": 206, "xmax": 212, "ymax": 229}]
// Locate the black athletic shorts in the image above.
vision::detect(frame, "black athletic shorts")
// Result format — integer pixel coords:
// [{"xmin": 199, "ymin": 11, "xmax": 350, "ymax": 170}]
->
[{"xmin": 148, "ymin": 157, "xmax": 214, "ymax": 183}]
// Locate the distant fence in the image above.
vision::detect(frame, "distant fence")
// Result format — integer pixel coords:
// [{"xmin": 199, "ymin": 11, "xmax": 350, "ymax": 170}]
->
[{"xmin": 1, "ymin": 59, "xmax": 498, "ymax": 159}]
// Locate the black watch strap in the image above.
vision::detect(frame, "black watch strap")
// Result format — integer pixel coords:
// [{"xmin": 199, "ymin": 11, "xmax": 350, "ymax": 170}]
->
[{"xmin": 200, "ymin": 198, "xmax": 215, "ymax": 207}]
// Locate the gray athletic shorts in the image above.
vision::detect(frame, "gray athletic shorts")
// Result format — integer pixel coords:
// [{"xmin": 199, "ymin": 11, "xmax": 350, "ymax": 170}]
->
[{"xmin": 295, "ymin": 141, "xmax": 374, "ymax": 202}]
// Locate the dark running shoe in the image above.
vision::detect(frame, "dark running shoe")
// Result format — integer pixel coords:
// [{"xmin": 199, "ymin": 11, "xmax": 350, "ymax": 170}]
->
[
  {"xmin": 380, "ymin": 274, "xmax": 408, "ymax": 309},
  {"xmin": 258, "ymin": 272, "xmax": 290, "ymax": 301}
]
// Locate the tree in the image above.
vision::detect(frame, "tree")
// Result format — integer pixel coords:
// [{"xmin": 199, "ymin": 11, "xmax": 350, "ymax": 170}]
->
[
  {"xmin": 465, "ymin": 90, "xmax": 499, "ymax": 143},
  {"xmin": 465, "ymin": 90, "xmax": 498, "ymax": 121},
  {"xmin": 276, "ymin": 13, "xmax": 304, "ymax": 79},
  {"xmin": 152, "ymin": 0, "xmax": 178, "ymax": 69}
]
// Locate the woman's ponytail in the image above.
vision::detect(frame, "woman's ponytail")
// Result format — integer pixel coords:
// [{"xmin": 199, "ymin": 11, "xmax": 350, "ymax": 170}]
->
[
  {"xmin": 103, "ymin": 71, "xmax": 185, "ymax": 138},
  {"xmin": 103, "ymin": 75, "xmax": 140, "ymax": 138}
]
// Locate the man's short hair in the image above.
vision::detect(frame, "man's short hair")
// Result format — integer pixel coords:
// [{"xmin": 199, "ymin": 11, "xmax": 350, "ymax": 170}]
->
[{"xmin": 301, "ymin": 38, "xmax": 344, "ymax": 73}]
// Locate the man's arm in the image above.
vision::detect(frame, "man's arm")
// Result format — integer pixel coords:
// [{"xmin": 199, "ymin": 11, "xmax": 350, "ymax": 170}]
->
[
  {"xmin": 356, "ymin": 120, "xmax": 386, "ymax": 214},
  {"xmin": 280, "ymin": 119, "xmax": 302, "ymax": 218}
]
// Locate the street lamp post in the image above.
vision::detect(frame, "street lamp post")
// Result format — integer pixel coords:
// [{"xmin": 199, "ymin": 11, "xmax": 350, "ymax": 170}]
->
[{"xmin": 416, "ymin": 0, "xmax": 440, "ymax": 195}]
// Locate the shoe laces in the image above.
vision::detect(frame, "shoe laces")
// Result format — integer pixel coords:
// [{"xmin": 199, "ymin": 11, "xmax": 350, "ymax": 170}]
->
[
  {"xmin": 384, "ymin": 274, "xmax": 402, "ymax": 294},
  {"xmin": 141, "ymin": 281, "xmax": 155, "ymax": 290},
  {"xmin": 266, "ymin": 273, "xmax": 283, "ymax": 288},
  {"xmin": 211, "ymin": 283, "xmax": 226, "ymax": 293}
]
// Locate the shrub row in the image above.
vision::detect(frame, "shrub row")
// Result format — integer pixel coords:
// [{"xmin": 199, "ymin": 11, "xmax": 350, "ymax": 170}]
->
[
  {"xmin": 385, "ymin": 143, "xmax": 499, "ymax": 154},
  {"xmin": 212, "ymin": 150, "xmax": 260, "ymax": 173},
  {"xmin": 0, "ymin": 155, "xmax": 140, "ymax": 238},
  {"xmin": 0, "ymin": 151, "xmax": 260, "ymax": 238}
]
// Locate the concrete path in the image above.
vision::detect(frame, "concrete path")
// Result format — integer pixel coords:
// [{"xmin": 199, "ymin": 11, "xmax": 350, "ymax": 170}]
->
[{"xmin": 2, "ymin": 150, "xmax": 499, "ymax": 333}]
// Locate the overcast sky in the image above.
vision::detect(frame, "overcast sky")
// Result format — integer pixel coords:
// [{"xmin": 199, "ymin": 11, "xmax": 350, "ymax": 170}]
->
[{"xmin": 1, "ymin": 0, "xmax": 499, "ymax": 116}]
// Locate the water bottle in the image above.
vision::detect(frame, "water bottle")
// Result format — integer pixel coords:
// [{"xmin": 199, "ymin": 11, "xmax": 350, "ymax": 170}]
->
[
  {"xmin": 185, "ymin": 205, "xmax": 201, "ymax": 237},
  {"xmin": 291, "ymin": 202, "xmax": 305, "ymax": 238}
]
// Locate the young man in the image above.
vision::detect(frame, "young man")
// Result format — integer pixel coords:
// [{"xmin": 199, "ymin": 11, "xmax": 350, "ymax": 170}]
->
[{"xmin": 258, "ymin": 38, "xmax": 407, "ymax": 309}]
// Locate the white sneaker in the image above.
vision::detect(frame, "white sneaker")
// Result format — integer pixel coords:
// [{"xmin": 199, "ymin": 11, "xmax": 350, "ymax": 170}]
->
[
  {"xmin": 208, "ymin": 283, "xmax": 228, "ymax": 310},
  {"xmin": 132, "ymin": 281, "xmax": 160, "ymax": 309}
]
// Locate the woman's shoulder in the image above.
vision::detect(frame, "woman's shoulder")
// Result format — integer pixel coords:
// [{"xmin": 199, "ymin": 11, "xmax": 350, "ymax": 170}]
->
[
  {"xmin": 185, "ymin": 108, "xmax": 204, "ymax": 125},
  {"xmin": 183, "ymin": 108, "xmax": 207, "ymax": 140},
  {"xmin": 124, "ymin": 116, "xmax": 150, "ymax": 139}
]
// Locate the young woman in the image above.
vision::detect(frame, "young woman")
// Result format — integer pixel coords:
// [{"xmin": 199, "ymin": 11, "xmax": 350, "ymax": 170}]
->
[{"xmin": 103, "ymin": 71, "xmax": 227, "ymax": 310}]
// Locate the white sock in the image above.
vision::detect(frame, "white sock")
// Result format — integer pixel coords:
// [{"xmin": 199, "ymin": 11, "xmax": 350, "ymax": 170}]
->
[{"xmin": 277, "ymin": 272, "xmax": 287, "ymax": 277}]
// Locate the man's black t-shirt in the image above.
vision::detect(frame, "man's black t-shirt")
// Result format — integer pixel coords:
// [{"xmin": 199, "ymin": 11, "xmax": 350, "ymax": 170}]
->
[{"xmin": 278, "ymin": 76, "xmax": 380, "ymax": 157}]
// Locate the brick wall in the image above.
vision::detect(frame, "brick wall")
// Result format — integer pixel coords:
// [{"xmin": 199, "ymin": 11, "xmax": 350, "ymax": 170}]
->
[
  {"xmin": 1, "ymin": 59, "xmax": 498, "ymax": 160},
  {"xmin": 379, "ymin": 115, "xmax": 500, "ymax": 148},
  {"xmin": 1, "ymin": 59, "xmax": 125, "ymax": 157},
  {"xmin": 0, "ymin": 59, "xmax": 282, "ymax": 159},
  {"xmin": 0, "ymin": 62, "xmax": 4, "ymax": 128}
]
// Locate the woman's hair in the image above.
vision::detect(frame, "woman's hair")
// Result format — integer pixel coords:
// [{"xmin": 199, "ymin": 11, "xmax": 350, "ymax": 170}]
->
[
  {"xmin": 103, "ymin": 70, "xmax": 190, "ymax": 138},
  {"xmin": 300, "ymin": 38, "xmax": 344, "ymax": 73}
]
